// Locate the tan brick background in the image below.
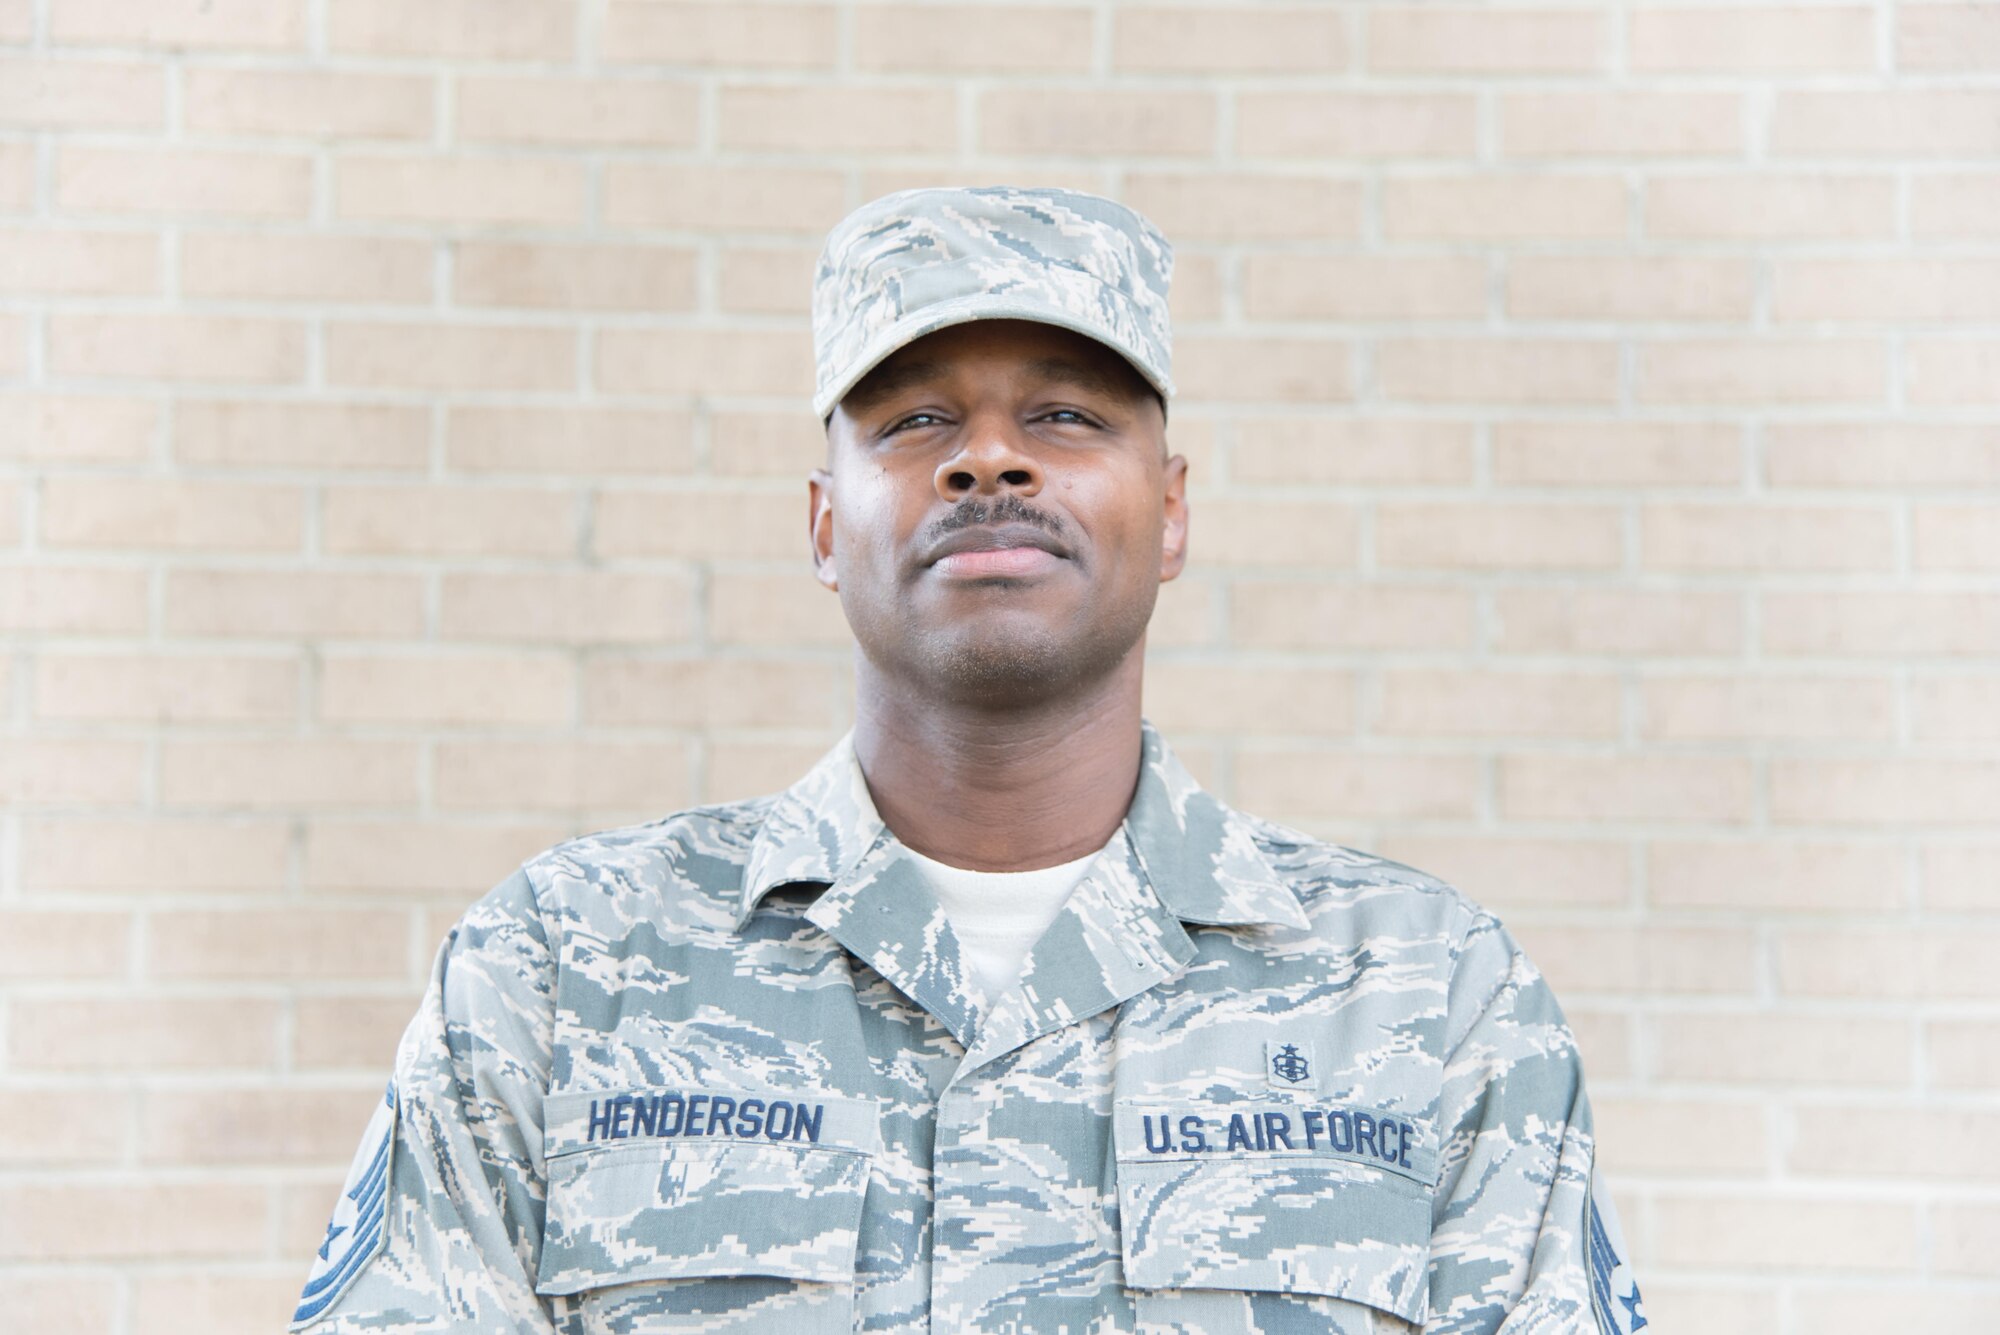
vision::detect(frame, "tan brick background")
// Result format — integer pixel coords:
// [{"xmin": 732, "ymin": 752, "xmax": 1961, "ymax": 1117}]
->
[{"xmin": 3, "ymin": 2, "xmax": 1998, "ymax": 1331}]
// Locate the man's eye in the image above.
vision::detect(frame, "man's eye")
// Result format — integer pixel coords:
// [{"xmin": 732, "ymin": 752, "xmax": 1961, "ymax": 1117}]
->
[
  {"xmin": 888, "ymin": 412, "xmax": 942, "ymax": 432},
  {"xmin": 1046, "ymin": 410, "xmax": 1094, "ymax": 425}
]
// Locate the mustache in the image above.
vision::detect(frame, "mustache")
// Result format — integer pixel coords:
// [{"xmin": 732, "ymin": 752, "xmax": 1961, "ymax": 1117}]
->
[{"xmin": 929, "ymin": 494, "xmax": 1067, "ymax": 543}]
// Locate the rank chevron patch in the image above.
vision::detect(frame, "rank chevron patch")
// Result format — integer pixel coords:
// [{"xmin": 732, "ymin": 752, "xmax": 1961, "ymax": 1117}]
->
[{"xmin": 292, "ymin": 1081, "xmax": 397, "ymax": 1329}]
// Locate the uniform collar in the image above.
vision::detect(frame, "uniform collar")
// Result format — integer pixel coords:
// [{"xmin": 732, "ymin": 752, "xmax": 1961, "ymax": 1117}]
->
[{"xmin": 736, "ymin": 718, "xmax": 1309, "ymax": 934}]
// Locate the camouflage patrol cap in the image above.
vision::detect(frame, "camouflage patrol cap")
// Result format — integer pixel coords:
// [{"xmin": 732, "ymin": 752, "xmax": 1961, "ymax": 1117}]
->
[{"xmin": 811, "ymin": 185, "xmax": 1176, "ymax": 421}]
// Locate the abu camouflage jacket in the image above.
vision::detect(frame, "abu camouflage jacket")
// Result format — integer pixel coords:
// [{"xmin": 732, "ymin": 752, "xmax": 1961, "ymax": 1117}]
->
[{"xmin": 295, "ymin": 720, "xmax": 1646, "ymax": 1335}]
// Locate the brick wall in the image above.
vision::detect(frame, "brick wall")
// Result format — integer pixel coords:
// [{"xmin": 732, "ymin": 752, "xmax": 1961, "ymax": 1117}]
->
[{"xmin": 2, "ymin": 2, "xmax": 1997, "ymax": 1331}]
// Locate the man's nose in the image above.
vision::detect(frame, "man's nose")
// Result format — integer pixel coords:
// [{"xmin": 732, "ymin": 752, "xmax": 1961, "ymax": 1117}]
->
[{"xmin": 934, "ymin": 415, "xmax": 1045, "ymax": 502}]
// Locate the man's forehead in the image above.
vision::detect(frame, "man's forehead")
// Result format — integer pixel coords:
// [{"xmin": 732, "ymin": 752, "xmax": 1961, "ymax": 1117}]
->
[{"xmin": 844, "ymin": 325, "xmax": 1144, "ymax": 413}]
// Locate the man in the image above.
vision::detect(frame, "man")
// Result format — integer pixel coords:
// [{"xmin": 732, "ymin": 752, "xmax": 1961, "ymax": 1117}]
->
[{"xmin": 294, "ymin": 186, "xmax": 1646, "ymax": 1335}]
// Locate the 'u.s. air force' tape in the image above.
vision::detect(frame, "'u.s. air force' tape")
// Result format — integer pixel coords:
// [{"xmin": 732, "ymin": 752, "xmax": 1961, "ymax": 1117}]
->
[
  {"xmin": 1586, "ymin": 1166, "xmax": 1648, "ymax": 1334},
  {"xmin": 292, "ymin": 1081, "xmax": 397, "ymax": 1329}
]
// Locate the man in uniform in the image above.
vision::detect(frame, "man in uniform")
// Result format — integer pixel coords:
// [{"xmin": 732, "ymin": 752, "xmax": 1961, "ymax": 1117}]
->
[{"xmin": 293, "ymin": 185, "xmax": 1647, "ymax": 1335}]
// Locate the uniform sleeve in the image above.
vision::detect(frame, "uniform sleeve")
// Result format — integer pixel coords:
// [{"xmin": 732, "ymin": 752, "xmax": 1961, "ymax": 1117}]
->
[
  {"xmin": 1424, "ymin": 908, "xmax": 1646, "ymax": 1335},
  {"xmin": 291, "ymin": 865, "xmax": 561, "ymax": 1333}
]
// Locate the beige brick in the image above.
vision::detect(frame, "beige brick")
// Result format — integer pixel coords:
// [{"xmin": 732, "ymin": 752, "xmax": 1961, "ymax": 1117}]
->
[
  {"xmin": 1626, "ymin": 1285, "xmax": 1777, "ymax": 1335},
  {"xmin": 1502, "ymin": 91, "xmax": 1743, "ymax": 157},
  {"xmin": 1908, "ymin": 339, "xmax": 2000, "ymax": 406},
  {"xmin": 1507, "ymin": 257, "xmax": 1753, "ymax": 322},
  {"xmin": 0, "ymin": 479, "xmax": 17, "ymax": 545},
  {"xmin": 605, "ymin": 1, "xmax": 839, "ymax": 67},
  {"xmin": 1566, "ymin": 1008, "xmax": 1634, "ymax": 1080},
  {"xmin": 51, "ymin": 0, "xmax": 303, "ymax": 47},
  {"xmin": 1384, "ymin": 176, "xmax": 1627, "ymax": 240},
  {"xmin": 457, "ymin": 76, "xmax": 698, "ymax": 147},
  {"xmin": 1782, "ymin": 927, "xmax": 2000, "ymax": 1000},
  {"xmin": 0, "ymin": 394, "xmax": 157, "ymax": 462},
  {"xmin": 0, "ymin": 227, "xmax": 158, "ymax": 295},
  {"xmin": 1493, "ymin": 421, "xmax": 1740, "ymax": 487},
  {"xmin": 49, "ymin": 313, "xmax": 305, "ymax": 383},
  {"xmin": 1912, "ymin": 675, "xmax": 2000, "ymax": 742},
  {"xmin": 0, "ymin": 138, "xmax": 28, "ymax": 209},
  {"xmin": 1378, "ymin": 339, "xmax": 1619, "ymax": 405},
  {"xmin": 302, "ymin": 820, "xmax": 564, "ymax": 894},
  {"xmin": 20, "ymin": 817, "xmax": 289, "ymax": 893},
  {"xmin": 1630, "ymin": 5, "xmax": 1876, "ymax": 73},
  {"xmin": 1245, "ymin": 256, "xmax": 1484, "ymax": 320},
  {"xmin": 1378, "ymin": 502, "xmax": 1621, "ymax": 571},
  {"xmin": 0, "ymin": 566, "xmax": 150, "ymax": 633},
  {"xmin": 1236, "ymin": 92, "xmax": 1477, "ymax": 158},
  {"xmin": 852, "ymin": 5, "xmax": 1096, "ymax": 72},
  {"xmin": 129, "ymin": 1274, "xmax": 307, "ymax": 1335},
  {"xmin": 0, "ymin": 57, "xmax": 163, "ymax": 130},
  {"xmin": 42, "ymin": 477, "xmax": 301, "ymax": 552},
  {"xmin": 1181, "ymin": 498, "xmax": 1357, "ymax": 568},
  {"xmin": 1775, "ymin": 759, "xmax": 2000, "ymax": 825},
  {"xmin": 1656, "ymin": 1013, "xmax": 1913, "ymax": 1086},
  {"xmin": 1142, "ymin": 662, "xmax": 1356, "ymax": 736},
  {"xmin": 1764, "ymin": 591, "xmax": 2000, "ymax": 658},
  {"xmin": 0, "ymin": 1182, "xmax": 269, "ymax": 1260},
  {"xmin": 1232, "ymin": 418, "xmax": 1476, "ymax": 487},
  {"xmin": 596, "ymin": 327, "xmax": 811, "ymax": 397},
  {"xmin": 1174, "ymin": 335, "xmax": 1352, "ymax": 403},
  {"xmin": 1773, "ymin": 90, "xmax": 2000, "ymax": 157},
  {"xmin": 1649, "ymin": 841, "xmax": 1903, "ymax": 915},
  {"xmin": 330, "ymin": 0, "xmax": 577, "ymax": 58},
  {"xmin": 454, "ymin": 240, "xmax": 697, "ymax": 311},
  {"xmin": 1235, "ymin": 749, "xmax": 1482, "ymax": 821},
  {"xmin": 335, "ymin": 155, "xmax": 583, "ymax": 228},
  {"xmin": 34, "ymin": 652, "xmax": 298, "ymax": 724},
  {"xmin": 717, "ymin": 243, "xmax": 815, "ymax": 315},
  {"xmin": 1114, "ymin": 6, "xmax": 1348, "ymax": 72},
  {"xmin": 1501, "ymin": 755, "xmax": 1754, "ymax": 823},
  {"xmin": 1375, "ymin": 668, "xmax": 1620, "ymax": 738},
  {"xmin": 978, "ymin": 88, "xmax": 1215, "ymax": 156},
  {"xmin": 145, "ymin": 1086, "xmax": 380, "ymax": 1165},
  {"xmin": 595, "ymin": 488, "xmax": 799, "ymax": 559},
  {"xmin": 582, "ymin": 657, "xmax": 848, "ymax": 728},
  {"xmin": 1368, "ymin": 7, "xmax": 1605, "ymax": 73},
  {"xmin": 0, "ymin": 909, "xmax": 130, "ymax": 978},
  {"xmin": 1912, "ymin": 173, "xmax": 2000, "ymax": 239},
  {"xmin": 159, "ymin": 739, "xmax": 421, "ymax": 809},
  {"xmin": 181, "ymin": 232, "xmax": 431, "ymax": 304},
  {"xmin": 447, "ymin": 404, "xmax": 694, "ymax": 476},
  {"xmin": 1637, "ymin": 339, "xmax": 1885, "ymax": 405},
  {"xmin": 1231, "ymin": 581, "xmax": 1477, "ymax": 651},
  {"xmin": 708, "ymin": 572, "xmax": 853, "ymax": 647},
  {"xmin": 1930, "ymin": 1021, "xmax": 2000, "ymax": 1090},
  {"xmin": 1795, "ymin": 1291, "xmax": 1998, "ymax": 1330},
  {"xmin": 0, "ymin": 311, "xmax": 23, "ymax": 374},
  {"xmin": 1653, "ymin": 1194, "xmax": 1918, "ymax": 1270},
  {"xmin": 1915, "ymin": 505, "xmax": 2000, "ymax": 572},
  {"xmin": 1521, "ymin": 923, "xmax": 1759, "ymax": 996},
  {"xmin": 1642, "ymin": 502, "xmax": 1893, "ymax": 573},
  {"xmin": 0, "ymin": 1090, "xmax": 129, "ymax": 1166},
  {"xmin": 0, "ymin": 739, "xmax": 146, "ymax": 804},
  {"xmin": 1123, "ymin": 172, "xmax": 1363, "ymax": 241},
  {"xmin": 1899, "ymin": 2, "xmax": 2000, "ymax": 70},
  {"xmin": 321, "ymin": 483, "xmax": 575, "ymax": 557},
  {"xmin": 1594, "ymin": 1096, "xmax": 1769, "ymax": 1175},
  {"xmin": 601, "ymin": 163, "xmax": 847, "ymax": 232},
  {"xmin": 11, "ymin": 997, "xmax": 281, "ymax": 1070},
  {"xmin": 325, "ymin": 320, "xmax": 576, "ymax": 392},
  {"xmin": 431, "ymin": 740, "xmax": 692, "ymax": 815},
  {"xmin": 1925, "ymin": 844, "xmax": 2000, "ymax": 913},
  {"xmin": 295, "ymin": 993, "xmax": 421, "ymax": 1070},
  {"xmin": 147, "ymin": 909, "xmax": 411, "ymax": 980},
  {"xmin": 175, "ymin": 400, "xmax": 430, "ymax": 472},
  {"xmin": 1646, "ymin": 172, "xmax": 1895, "ymax": 239},
  {"xmin": 710, "ymin": 409, "xmax": 831, "ymax": 478},
  {"xmin": 164, "ymin": 568, "xmax": 426, "ymax": 639},
  {"xmin": 1774, "ymin": 259, "xmax": 2000, "ymax": 323},
  {"xmin": 319, "ymin": 653, "xmax": 573, "ymax": 726},
  {"xmin": 439, "ymin": 570, "xmax": 694, "ymax": 645},
  {"xmin": 1497, "ymin": 586, "xmax": 1742, "ymax": 657},
  {"xmin": 1370, "ymin": 835, "xmax": 1630, "ymax": 911},
  {"xmin": 1642, "ymin": 674, "xmax": 1894, "ymax": 743},
  {"xmin": 184, "ymin": 67, "xmax": 431, "ymax": 138},
  {"xmin": 704, "ymin": 736, "xmax": 843, "ymax": 802},
  {"xmin": 57, "ymin": 145, "xmax": 310, "ymax": 217},
  {"xmin": 722, "ymin": 84, "xmax": 957, "ymax": 153},
  {"xmin": 1766, "ymin": 423, "xmax": 2000, "ymax": 488}
]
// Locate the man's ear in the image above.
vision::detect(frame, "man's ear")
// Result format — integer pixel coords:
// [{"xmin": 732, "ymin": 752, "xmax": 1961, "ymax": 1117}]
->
[
  {"xmin": 1159, "ymin": 452, "xmax": 1189, "ymax": 583},
  {"xmin": 808, "ymin": 467, "xmax": 838, "ymax": 591}
]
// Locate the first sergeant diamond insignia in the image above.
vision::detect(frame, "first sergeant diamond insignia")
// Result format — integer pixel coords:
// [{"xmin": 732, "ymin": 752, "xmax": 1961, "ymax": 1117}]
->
[
  {"xmin": 1266, "ymin": 1038, "xmax": 1316, "ymax": 1089},
  {"xmin": 292, "ymin": 1081, "xmax": 398, "ymax": 1329}
]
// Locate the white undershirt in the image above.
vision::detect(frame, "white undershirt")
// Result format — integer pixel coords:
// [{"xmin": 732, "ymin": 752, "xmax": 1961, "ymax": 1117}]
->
[{"xmin": 899, "ymin": 844, "xmax": 1100, "ymax": 1005}]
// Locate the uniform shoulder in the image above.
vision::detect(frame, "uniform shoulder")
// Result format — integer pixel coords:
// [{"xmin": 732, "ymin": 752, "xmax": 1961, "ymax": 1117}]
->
[
  {"xmin": 1237, "ymin": 807, "xmax": 1496, "ymax": 939},
  {"xmin": 509, "ymin": 793, "xmax": 780, "ymax": 925}
]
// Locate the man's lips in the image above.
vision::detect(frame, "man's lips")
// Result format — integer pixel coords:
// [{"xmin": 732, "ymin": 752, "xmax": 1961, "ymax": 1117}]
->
[{"xmin": 923, "ymin": 522, "xmax": 1069, "ymax": 579}]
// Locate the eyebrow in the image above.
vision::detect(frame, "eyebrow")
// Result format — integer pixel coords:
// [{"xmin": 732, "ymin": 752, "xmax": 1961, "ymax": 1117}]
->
[{"xmin": 842, "ymin": 353, "xmax": 1137, "ymax": 416}]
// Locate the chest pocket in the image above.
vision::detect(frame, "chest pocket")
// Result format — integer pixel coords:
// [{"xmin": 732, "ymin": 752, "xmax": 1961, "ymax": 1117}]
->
[
  {"xmin": 1113, "ymin": 1099, "xmax": 1434, "ymax": 1333},
  {"xmin": 536, "ymin": 1088, "xmax": 880, "ymax": 1335}
]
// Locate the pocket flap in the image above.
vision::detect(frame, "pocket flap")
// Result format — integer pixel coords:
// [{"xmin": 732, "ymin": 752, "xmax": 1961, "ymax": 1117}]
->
[
  {"xmin": 535, "ymin": 1087, "xmax": 878, "ymax": 1297},
  {"xmin": 1113, "ymin": 1099, "xmax": 1434, "ymax": 1324}
]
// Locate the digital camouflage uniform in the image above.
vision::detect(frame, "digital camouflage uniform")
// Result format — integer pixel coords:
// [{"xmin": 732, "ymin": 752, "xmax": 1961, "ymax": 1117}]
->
[{"xmin": 295, "ymin": 720, "xmax": 1646, "ymax": 1334}]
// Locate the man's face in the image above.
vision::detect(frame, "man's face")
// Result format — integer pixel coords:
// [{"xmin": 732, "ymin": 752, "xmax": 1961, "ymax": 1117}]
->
[{"xmin": 811, "ymin": 319, "xmax": 1188, "ymax": 708}]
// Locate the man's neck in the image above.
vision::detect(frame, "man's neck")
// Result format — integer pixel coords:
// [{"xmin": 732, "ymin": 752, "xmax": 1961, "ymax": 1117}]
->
[{"xmin": 849, "ymin": 653, "xmax": 1145, "ymax": 873}]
